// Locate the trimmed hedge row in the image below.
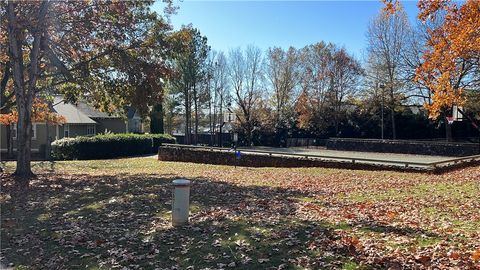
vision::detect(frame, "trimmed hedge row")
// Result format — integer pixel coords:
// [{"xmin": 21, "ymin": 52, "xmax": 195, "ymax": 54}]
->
[{"xmin": 51, "ymin": 133, "xmax": 176, "ymax": 160}]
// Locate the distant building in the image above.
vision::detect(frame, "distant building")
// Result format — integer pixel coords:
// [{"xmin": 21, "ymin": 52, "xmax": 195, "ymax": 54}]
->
[{"xmin": 1, "ymin": 97, "xmax": 127, "ymax": 155}]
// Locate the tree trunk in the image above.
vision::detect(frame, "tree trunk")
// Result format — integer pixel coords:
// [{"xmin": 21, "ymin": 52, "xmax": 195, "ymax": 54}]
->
[
  {"xmin": 245, "ymin": 118, "xmax": 253, "ymax": 146},
  {"xmin": 212, "ymin": 96, "xmax": 217, "ymax": 146},
  {"xmin": 247, "ymin": 124, "xmax": 253, "ymax": 146},
  {"xmin": 208, "ymin": 93, "xmax": 213, "ymax": 146},
  {"xmin": 184, "ymin": 87, "xmax": 190, "ymax": 145},
  {"xmin": 390, "ymin": 88, "xmax": 397, "ymax": 140},
  {"xmin": 219, "ymin": 95, "xmax": 223, "ymax": 146},
  {"xmin": 193, "ymin": 84, "xmax": 198, "ymax": 145},
  {"xmin": 445, "ymin": 117, "xmax": 453, "ymax": 142},
  {"xmin": 335, "ymin": 102, "xmax": 340, "ymax": 137},
  {"xmin": 6, "ymin": 125, "xmax": 14, "ymax": 159},
  {"xmin": 45, "ymin": 121, "xmax": 52, "ymax": 160},
  {"xmin": 14, "ymin": 96, "xmax": 34, "ymax": 179},
  {"xmin": 7, "ymin": 0, "xmax": 49, "ymax": 179},
  {"xmin": 335, "ymin": 121, "xmax": 339, "ymax": 137},
  {"xmin": 391, "ymin": 108, "xmax": 396, "ymax": 140}
]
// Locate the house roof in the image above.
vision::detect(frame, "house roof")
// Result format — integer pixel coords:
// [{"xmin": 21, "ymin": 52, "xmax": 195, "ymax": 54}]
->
[
  {"xmin": 52, "ymin": 96, "xmax": 123, "ymax": 124},
  {"xmin": 75, "ymin": 101, "xmax": 118, "ymax": 119},
  {"xmin": 53, "ymin": 98, "xmax": 97, "ymax": 124}
]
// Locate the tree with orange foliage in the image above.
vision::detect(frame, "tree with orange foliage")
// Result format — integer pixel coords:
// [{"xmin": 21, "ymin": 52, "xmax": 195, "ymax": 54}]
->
[
  {"xmin": 295, "ymin": 91, "xmax": 313, "ymax": 130},
  {"xmin": 383, "ymin": 0, "xmax": 480, "ymax": 123},
  {"xmin": 0, "ymin": 99, "xmax": 66, "ymax": 125},
  {"xmin": 0, "ymin": 99, "xmax": 65, "ymax": 159},
  {"xmin": 415, "ymin": 0, "xmax": 479, "ymax": 122}
]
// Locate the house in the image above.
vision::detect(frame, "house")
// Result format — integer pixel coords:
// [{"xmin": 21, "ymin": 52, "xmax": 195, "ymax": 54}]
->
[{"xmin": 0, "ymin": 97, "xmax": 127, "ymax": 157}]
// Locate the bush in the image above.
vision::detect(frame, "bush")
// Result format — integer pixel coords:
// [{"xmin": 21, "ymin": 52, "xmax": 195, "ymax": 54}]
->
[{"xmin": 51, "ymin": 133, "xmax": 176, "ymax": 160}]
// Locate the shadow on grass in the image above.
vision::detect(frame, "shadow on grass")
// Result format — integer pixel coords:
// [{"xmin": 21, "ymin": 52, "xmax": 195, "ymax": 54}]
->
[
  {"xmin": 0, "ymin": 172, "xmax": 427, "ymax": 269},
  {"xmin": 32, "ymin": 161, "xmax": 57, "ymax": 173},
  {"xmin": 352, "ymin": 219, "xmax": 439, "ymax": 238}
]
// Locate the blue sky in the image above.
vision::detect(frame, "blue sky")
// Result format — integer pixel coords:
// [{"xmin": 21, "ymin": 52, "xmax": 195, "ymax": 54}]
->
[{"xmin": 153, "ymin": 1, "xmax": 421, "ymax": 59}]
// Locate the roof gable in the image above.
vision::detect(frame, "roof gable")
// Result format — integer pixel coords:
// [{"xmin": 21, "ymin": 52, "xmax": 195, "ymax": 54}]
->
[
  {"xmin": 53, "ymin": 98, "xmax": 97, "ymax": 124},
  {"xmin": 53, "ymin": 96, "xmax": 122, "ymax": 124},
  {"xmin": 75, "ymin": 101, "xmax": 119, "ymax": 119}
]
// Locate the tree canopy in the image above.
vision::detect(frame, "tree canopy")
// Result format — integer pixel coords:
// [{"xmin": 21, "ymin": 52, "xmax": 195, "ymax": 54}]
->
[
  {"xmin": 0, "ymin": 0, "xmax": 177, "ymax": 178},
  {"xmin": 383, "ymin": 0, "xmax": 480, "ymax": 119}
]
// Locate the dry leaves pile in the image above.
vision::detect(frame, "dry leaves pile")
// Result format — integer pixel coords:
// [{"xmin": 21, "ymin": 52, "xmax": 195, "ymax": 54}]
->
[{"xmin": 1, "ymin": 159, "xmax": 479, "ymax": 269}]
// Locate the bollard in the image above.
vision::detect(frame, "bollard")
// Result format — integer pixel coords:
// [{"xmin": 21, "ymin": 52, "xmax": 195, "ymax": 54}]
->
[{"xmin": 172, "ymin": 179, "xmax": 191, "ymax": 226}]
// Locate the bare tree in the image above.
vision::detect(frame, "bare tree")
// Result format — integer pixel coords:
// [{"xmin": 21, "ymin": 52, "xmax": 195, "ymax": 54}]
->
[
  {"xmin": 228, "ymin": 46, "xmax": 264, "ymax": 145},
  {"xmin": 208, "ymin": 51, "xmax": 229, "ymax": 145},
  {"xmin": 366, "ymin": 5, "xmax": 412, "ymax": 139},
  {"xmin": 401, "ymin": 13, "xmax": 450, "ymax": 107},
  {"xmin": 266, "ymin": 46, "xmax": 300, "ymax": 128},
  {"xmin": 327, "ymin": 47, "xmax": 363, "ymax": 136}
]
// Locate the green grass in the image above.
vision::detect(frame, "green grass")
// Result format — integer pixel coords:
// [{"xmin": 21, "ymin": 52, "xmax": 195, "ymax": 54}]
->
[
  {"xmin": 1, "ymin": 157, "xmax": 479, "ymax": 269},
  {"xmin": 343, "ymin": 181, "xmax": 478, "ymax": 203}
]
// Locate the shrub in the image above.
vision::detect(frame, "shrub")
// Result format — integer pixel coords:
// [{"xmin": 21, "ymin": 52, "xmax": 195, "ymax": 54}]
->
[{"xmin": 51, "ymin": 133, "xmax": 176, "ymax": 160}]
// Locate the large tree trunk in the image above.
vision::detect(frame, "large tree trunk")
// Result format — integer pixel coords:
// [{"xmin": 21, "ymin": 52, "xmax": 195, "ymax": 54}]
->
[
  {"xmin": 45, "ymin": 121, "xmax": 50, "ymax": 160},
  {"xmin": 14, "ymin": 94, "xmax": 34, "ymax": 179},
  {"xmin": 7, "ymin": 1, "xmax": 49, "ymax": 180}
]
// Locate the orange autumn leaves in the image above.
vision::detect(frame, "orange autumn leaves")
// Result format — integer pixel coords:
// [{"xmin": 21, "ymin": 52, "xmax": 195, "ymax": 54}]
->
[
  {"xmin": 472, "ymin": 249, "xmax": 480, "ymax": 261},
  {"xmin": 381, "ymin": 0, "xmax": 401, "ymax": 14},
  {"xmin": 0, "ymin": 99, "xmax": 65, "ymax": 125},
  {"xmin": 384, "ymin": 0, "xmax": 480, "ymax": 119},
  {"xmin": 416, "ymin": 0, "xmax": 480, "ymax": 119}
]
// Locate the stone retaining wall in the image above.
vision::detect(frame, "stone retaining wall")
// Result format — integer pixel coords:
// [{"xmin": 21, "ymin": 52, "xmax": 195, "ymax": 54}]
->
[
  {"xmin": 326, "ymin": 138, "xmax": 479, "ymax": 157},
  {"xmin": 158, "ymin": 145, "xmax": 421, "ymax": 171}
]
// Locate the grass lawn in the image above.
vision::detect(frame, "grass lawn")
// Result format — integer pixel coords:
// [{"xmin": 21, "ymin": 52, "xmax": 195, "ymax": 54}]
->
[{"xmin": 1, "ymin": 157, "xmax": 479, "ymax": 269}]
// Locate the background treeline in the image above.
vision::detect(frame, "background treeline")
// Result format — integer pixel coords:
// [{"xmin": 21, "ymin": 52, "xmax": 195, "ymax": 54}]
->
[{"xmin": 163, "ymin": 6, "xmax": 479, "ymax": 146}]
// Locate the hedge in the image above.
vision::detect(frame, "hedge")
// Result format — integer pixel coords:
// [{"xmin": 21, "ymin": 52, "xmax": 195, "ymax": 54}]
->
[{"xmin": 51, "ymin": 133, "xmax": 176, "ymax": 160}]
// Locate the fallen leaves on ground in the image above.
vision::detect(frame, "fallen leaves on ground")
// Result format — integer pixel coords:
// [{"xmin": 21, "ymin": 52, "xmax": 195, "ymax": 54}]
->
[{"xmin": 0, "ymin": 158, "xmax": 479, "ymax": 269}]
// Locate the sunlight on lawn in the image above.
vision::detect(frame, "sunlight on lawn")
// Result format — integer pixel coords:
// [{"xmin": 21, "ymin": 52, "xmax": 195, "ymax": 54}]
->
[{"xmin": 1, "ymin": 157, "xmax": 479, "ymax": 269}]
